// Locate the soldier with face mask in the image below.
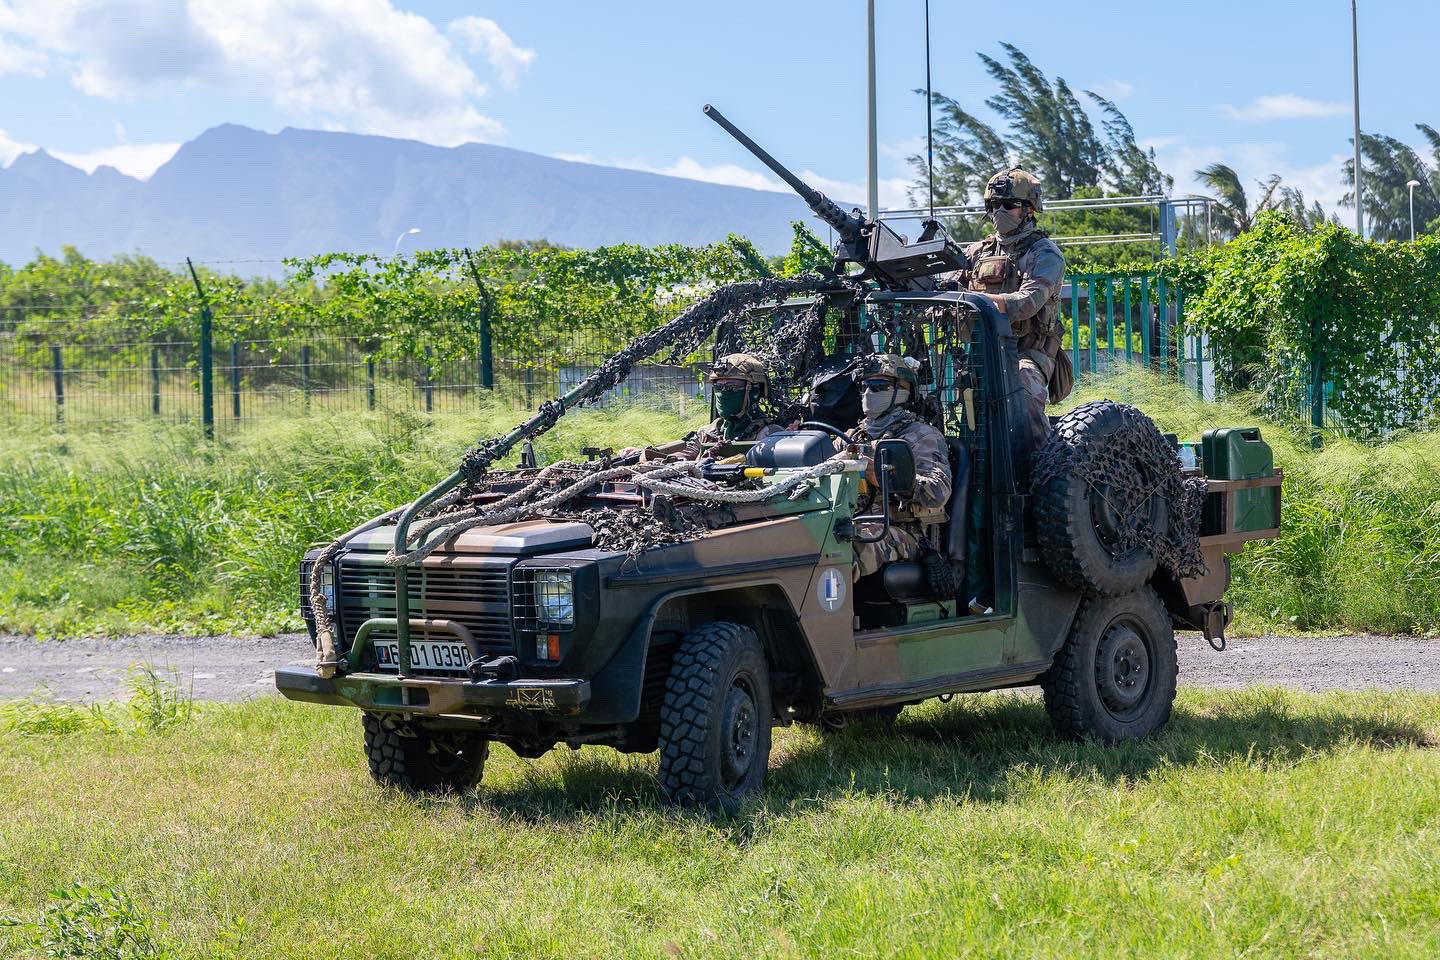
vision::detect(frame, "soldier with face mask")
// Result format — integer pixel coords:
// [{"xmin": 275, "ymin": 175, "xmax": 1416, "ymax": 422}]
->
[
  {"xmin": 951, "ymin": 168, "xmax": 1070, "ymax": 449},
  {"xmin": 625, "ymin": 353, "xmax": 781, "ymax": 461},
  {"xmin": 840, "ymin": 354, "xmax": 952, "ymax": 579}
]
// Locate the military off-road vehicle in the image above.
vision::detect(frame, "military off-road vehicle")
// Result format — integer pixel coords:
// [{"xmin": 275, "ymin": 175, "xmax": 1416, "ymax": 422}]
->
[{"xmin": 276, "ymin": 107, "xmax": 1282, "ymax": 812}]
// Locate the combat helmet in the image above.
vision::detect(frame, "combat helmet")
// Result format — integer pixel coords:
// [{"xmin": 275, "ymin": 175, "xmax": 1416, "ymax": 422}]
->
[
  {"xmin": 859, "ymin": 353, "xmax": 921, "ymax": 391},
  {"xmin": 708, "ymin": 353, "xmax": 769, "ymax": 392},
  {"xmin": 983, "ymin": 168, "xmax": 1044, "ymax": 213}
]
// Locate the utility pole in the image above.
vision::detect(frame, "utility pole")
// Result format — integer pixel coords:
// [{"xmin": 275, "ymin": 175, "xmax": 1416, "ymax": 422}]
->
[
  {"xmin": 1350, "ymin": 0, "xmax": 1364, "ymax": 237},
  {"xmin": 865, "ymin": 0, "xmax": 879, "ymax": 218}
]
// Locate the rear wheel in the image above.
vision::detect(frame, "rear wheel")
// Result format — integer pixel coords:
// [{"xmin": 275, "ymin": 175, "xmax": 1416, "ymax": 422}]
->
[
  {"xmin": 1041, "ymin": 587, "xmax": 1177, "ymax": 743},
  {"xmin": 362, "ymin": 712, "xmax": 489, "ymax": 793},
  {"xmin": 657, "ymin": 622, "xmax": 772, "ymax": 813}
]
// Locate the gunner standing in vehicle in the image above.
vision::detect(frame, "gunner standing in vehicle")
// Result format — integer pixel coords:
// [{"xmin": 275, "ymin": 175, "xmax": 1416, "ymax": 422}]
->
[
  {"xmin": 952, "ymin": 168, "xmax": 1069, "ymax": 449},
  {"xmin": 843, "ymin": 354, "xmax": 952, "ymax": 579}
]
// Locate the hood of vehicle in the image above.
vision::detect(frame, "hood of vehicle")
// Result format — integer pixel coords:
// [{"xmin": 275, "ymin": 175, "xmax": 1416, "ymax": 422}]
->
[{"xmin": 345, "ymin": 519, "xmax": 594, "ymax": 556}]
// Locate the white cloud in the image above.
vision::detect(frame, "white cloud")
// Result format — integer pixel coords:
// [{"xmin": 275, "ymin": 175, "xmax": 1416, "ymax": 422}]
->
[
  {"xmin": 1090, "ymin": 79, "xmax": 1134, "ymax": 102},
  {"xmin": 0, "ymin": 128, "xmax": 36, "ymax": 166},
  {"xmin": 52, "ymin": 141, "xmax": 179, "ymax": 179},
  {"xmin": 448, "ymin": 16, "xmax": 534, "ymax": 89},
  {"xmin": 647, "ymin": 157, "xmax": 781, "ymax": 192},
  {"xmin": 1150, "ymin": 138, "xmax": 1350, "ymax": 213},
  {"xmin": 0, "ymin": 0, "xmax": 528, "ymax": 146},
  {"xmin": 1220, "ymin": 94, "xmax": 1349, "ymax": 122},
  {"xmin": 552, "ymin": 151, "xmax": 597, "ymax": 164}
]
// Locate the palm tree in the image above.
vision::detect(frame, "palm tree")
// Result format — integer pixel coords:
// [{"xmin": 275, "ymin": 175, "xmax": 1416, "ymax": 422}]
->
[
  {"xmin": 1342, "ymin": 125, "xmax": 1440, "ymax": 240},
  {"xmin": 1193, "ymin": 163, "xmax": 1286, "ymax": 237}
]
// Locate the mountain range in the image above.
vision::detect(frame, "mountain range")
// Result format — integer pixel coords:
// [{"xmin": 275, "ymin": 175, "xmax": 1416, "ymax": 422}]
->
[{"xmin": 0, "ymin": 124, "xmax": 832, "ymax": 268}]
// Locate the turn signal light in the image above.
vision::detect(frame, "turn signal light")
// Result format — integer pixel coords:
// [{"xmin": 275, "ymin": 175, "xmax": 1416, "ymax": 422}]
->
[{"xmin": 535, "ymin": 633, "xmax": 561, "ymax": 661}]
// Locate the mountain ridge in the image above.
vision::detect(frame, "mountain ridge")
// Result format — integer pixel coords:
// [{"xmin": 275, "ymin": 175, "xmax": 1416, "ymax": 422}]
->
[{"xmin": 0, "ymin": 124, "xmax": 826, "ymax": 267}]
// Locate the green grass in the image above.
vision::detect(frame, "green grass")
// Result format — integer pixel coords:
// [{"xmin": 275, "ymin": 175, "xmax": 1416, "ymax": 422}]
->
[
  {"xmin": 0, "ymin": 398, "xmax": 704, "ymax": 637},
  {"xmin": 0, "ymin": 690, "xmax": 1436, "ymax": 958},
  {"xmin": 3, "ymin": 370, "xmax": 1440, "ymax": 638}
]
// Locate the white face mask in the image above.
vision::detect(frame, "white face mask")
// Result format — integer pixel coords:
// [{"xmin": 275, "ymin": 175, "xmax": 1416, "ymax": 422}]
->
[
  {"xmin": 861, "ymin": 385, "xmax": 910, "ymax": 420},
  {"xmin": 861, "ymin": 387, "xmax": 893, "ymax": 419}
]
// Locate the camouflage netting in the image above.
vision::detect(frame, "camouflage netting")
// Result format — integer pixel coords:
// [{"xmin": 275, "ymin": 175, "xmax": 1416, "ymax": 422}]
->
[
  {"xmin": 308, "ymin": 274, "xmax": 861, "ymax": 673},
  {"xmin": 1032, "ymin": 400, "xmax": 1208, "ymax": 580}
]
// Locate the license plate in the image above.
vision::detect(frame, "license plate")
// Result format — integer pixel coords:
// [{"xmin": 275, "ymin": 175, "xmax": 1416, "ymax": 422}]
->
[{"xmin": 373, "ymin": 639, "xmax": 471, "ymax": 672}]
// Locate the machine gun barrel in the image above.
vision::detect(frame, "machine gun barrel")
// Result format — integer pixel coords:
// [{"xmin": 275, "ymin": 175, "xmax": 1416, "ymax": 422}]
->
[{"xmin": 703, "ymin": 104, "xmax": 864, "ymax": 244}]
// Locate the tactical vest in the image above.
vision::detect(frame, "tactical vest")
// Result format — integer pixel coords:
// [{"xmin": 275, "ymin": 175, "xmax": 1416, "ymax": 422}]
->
[
  {"xmin": 967, "ymin": 230, "xmax": 1064, "ymax": 351},
  {"xmin": 966, "ymin": 230, "xmax": 1073, "ymax": 403}
]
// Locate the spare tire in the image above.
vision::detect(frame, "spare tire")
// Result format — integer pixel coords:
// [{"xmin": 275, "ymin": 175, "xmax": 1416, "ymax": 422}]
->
[{"xmin": 1033, "ymin": 400, "xmax": 1177, "ymax": 597}]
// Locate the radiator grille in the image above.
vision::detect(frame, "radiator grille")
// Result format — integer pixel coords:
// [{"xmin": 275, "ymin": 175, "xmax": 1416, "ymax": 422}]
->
[{"xmin": 338, "ymin": 555, "xmax": 514, "ymax": 672}]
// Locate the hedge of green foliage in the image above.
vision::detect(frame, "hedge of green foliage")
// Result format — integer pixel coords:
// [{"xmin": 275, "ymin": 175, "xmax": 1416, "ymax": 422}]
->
[{"xmin": 1166, "ymin": 213, "xmax": 1440, "ymax": 436}]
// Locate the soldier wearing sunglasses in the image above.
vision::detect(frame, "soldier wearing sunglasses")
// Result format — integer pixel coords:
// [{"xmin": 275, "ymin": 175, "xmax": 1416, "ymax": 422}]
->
[
  {"xmin": 841, "ymin": 354, "xmax": 952, "ymax": 580},
  {"xmin": 949, "ymin": 168, "xmax": 1072, "ymax": 449}
]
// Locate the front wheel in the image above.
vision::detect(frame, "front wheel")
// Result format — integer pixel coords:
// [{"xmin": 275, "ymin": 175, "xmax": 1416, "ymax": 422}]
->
[
  {"xmin": 657, "ymin": 622, "xmax": 772, "ymax": 813},
  {"xmin": 362, "ymin": 712, "xmax": 489, "ymax": 793},
  {"xmin": 1041, "ymin": 587, "xmax": 1177, "ymax": 743}
]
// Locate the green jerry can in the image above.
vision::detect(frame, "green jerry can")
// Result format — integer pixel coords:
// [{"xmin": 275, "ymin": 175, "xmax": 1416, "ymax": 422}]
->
[{"xmin": 1201, "ymin": 427, "xmax": 1277, "ymax": 533}]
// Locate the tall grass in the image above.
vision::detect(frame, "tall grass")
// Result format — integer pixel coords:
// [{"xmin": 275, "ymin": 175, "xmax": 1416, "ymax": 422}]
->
[
  {"xmin": 1069, "ymin": 370, "xmax": 1440, "ymax": 634},
  {"xmin": 2, "ymin": 374, "xmax": 1438, "ymax": 637},
  {"xmin": 0, "ymin": 397, "xmax": 704, "ymax": 636}
]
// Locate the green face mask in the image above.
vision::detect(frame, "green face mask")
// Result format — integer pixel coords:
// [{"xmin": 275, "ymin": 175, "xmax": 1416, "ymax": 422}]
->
[{"xmin": 715, "ymin": 388, "xmax": 749, "ymax": 418}]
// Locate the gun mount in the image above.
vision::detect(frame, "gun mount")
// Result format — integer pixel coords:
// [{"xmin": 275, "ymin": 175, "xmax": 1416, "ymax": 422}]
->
[{"xmin": 703, "ymin": 103, "xmax": 964, "ymax": 291}]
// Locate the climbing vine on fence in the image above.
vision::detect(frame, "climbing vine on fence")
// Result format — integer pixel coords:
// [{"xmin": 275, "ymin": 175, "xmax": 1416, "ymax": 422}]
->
[{"xmin": 1166, "ymin": 212, "xmax": 1440, "ymax": 436}]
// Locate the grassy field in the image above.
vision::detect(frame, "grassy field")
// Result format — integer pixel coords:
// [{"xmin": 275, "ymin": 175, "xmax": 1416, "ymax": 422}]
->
[
  {"xmin": 2, "ymin": 370, "xmax": 1440, "ymax": 638},
  {"xmin": 0, "ymin": 689, "xmax": 1436, "ymax": 958}
]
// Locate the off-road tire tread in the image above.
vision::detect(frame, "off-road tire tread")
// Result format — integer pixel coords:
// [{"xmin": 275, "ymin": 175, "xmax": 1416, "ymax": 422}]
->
[
  {"xmin": 362, "ymin": 712, "xmax": 488, "ymax": 793},
  {"xmin": 1040, "ymin": 586, "xmax": 1177, "ymax": 742},
  {"xmin": 1034, "ymin": 400, "xmax": 1160, "ymax": 597},
  {"xmin": 657, "ymin": 621, "xmax": 770, "ymax": 812}
]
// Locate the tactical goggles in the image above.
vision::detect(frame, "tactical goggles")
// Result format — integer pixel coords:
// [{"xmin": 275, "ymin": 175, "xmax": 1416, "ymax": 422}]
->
[
  {"xmin": 860, "ymin": 378, "xmax": 897, "ymax": 392},
  {"xmin": 985, "ymin": 199, "xmax": 1028, "ymax": 212},
  {"xmin": 712, "ymin": 379, "xmax": 749, "ymax": 392}
]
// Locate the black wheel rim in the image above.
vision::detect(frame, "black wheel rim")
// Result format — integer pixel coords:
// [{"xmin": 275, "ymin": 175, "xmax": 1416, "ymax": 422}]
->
[
  {"xmin": 1094, "ymin": 617, "xmax": 1153, "ymax": 721},
  {"xmin": 1088, "ymin": 477, "xmax": 1164, "ymax": 561},
  {"xmin": 718, "ymin": 677, "xmax": 758, "ymax": 791}
]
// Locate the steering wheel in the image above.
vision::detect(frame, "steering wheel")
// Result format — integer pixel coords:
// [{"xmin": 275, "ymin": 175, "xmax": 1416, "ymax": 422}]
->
[{"xmin": 800, "ymin": 421, "xmax": 857, "ymax": 445}]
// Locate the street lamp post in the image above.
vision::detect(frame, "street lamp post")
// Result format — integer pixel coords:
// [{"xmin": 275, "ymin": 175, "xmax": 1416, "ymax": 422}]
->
[
  {"xmin": 1407, "ymin": 180, "xmax": 1421, "ymax": 240},
  {"xmin": 393, "ymin": 226, "xmax": 421, "ymax": 256}
]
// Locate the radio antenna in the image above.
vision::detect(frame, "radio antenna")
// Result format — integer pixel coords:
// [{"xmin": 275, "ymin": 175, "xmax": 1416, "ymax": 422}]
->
[{"xmin": 924, "ymin": 0, "xmax": 935, "ymax": 221}]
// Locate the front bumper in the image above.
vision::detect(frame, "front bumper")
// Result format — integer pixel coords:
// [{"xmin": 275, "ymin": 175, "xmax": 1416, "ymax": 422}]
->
[{"xmin": 274, "ymin": 666, "xmax": 591, "ymax": 717}]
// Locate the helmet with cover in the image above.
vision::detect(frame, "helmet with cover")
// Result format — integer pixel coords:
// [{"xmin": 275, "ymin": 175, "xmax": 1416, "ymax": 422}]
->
[
  {"xmin": 708, "ymin": 352, "xmax": 768, "ymax": 418},
  {"xmin": 983, "ymin": 167, "xmax": 1044, "ymax": 214},
  {"xmin": 858, "ymin": 353, "xmax": 920, "ymax": 390}
]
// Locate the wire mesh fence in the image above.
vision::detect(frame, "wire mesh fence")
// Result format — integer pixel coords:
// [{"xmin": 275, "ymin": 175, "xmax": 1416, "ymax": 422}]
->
[
  {"xmin": 3, "ymin": 263, "xmax": 1435, "ymax": 438},
  {"xmin": 0, "ymin": 320, "xmax": 706, "ymax": 432}
]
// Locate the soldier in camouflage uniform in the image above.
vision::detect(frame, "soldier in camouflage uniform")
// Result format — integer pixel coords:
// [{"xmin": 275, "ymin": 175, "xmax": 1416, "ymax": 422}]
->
[
  {"xmin": 951, "ymin": 168, "xmax": 1069, "ymax": 449},
  {"xmin": 631, "ymin": 353, "xmax": 781, "ymax": 461},
  {"xmin": 842, "ymin": 354, "xmax": 952, "ymax": 579}
]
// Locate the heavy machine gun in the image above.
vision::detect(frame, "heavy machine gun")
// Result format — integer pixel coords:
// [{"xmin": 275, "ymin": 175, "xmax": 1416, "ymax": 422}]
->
[{"xmin": 703, "ymin": 104, "xmax": 965, "ymax": 291}]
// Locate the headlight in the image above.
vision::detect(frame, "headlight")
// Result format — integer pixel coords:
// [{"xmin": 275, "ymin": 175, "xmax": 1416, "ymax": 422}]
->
[
  {"xmin": 534, "ymin": 569, "xmax": 574, "ymax": 625},
  {"xmin": 319, "ymin": 566, "xmax": 335, "ymax": 612}
]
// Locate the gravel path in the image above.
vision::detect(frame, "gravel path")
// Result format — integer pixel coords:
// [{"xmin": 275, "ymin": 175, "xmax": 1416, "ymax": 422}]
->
[{"xmin": 0, "ymin": 631, "xmax": 1436, "ymax": 703}]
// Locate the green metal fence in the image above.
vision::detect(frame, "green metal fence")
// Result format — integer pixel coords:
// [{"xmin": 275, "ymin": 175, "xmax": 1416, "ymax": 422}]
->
[
  {"xmin": 1063, "ymin": 271, "xmax": 1206, "ymax": 397},
  {"xmin": 1, "ymin": 268, "xmax": 1215, "ymax": 433}
]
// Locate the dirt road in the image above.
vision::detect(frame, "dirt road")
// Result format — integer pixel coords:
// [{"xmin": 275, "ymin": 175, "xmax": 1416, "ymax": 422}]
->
[{"xmin": 1, "ymin": 632, "xmax": 1436, "ymax": 703}]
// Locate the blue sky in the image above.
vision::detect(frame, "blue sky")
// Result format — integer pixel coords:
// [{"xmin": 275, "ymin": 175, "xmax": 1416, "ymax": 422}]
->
[{"xmin": 0, "ymin": 0, "xmax": 1431, "ymax": 216}]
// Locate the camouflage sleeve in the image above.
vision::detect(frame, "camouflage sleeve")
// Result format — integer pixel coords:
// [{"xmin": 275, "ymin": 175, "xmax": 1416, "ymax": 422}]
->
[
  {"xmin": 997, "ymin": 242, "xmax": 1065, "ymax": 324},
  {"xmin": 906, "ymin": 423, "xmax": 952, "ymax": 511}
]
